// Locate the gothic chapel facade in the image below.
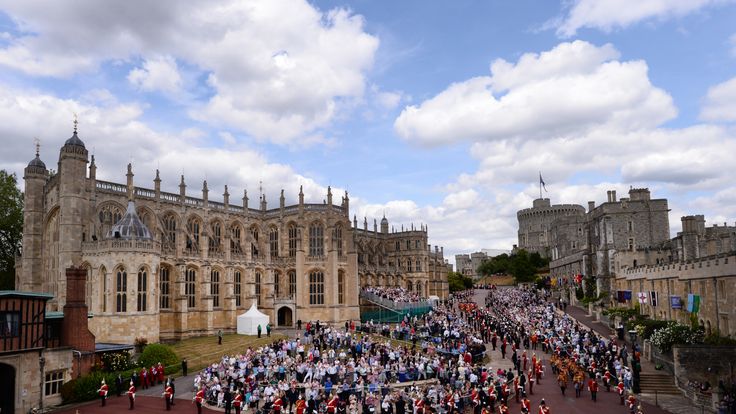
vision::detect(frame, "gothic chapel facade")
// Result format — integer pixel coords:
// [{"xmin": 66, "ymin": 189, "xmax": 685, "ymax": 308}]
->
[{"xmin": 16, "ymin": 128, "xmax": 448, "ymax": 344}]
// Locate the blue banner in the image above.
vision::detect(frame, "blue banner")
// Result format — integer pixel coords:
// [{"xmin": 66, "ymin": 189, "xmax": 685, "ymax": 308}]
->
[{"xmin": 671, "ymin": 295, "xmax": 682, "ymax": 309}]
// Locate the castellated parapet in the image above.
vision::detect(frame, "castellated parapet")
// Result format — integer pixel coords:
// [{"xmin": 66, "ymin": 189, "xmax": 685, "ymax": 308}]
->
[{"xmin": 517, "ymin": 198, "xmax": 585, "ymax": 257}]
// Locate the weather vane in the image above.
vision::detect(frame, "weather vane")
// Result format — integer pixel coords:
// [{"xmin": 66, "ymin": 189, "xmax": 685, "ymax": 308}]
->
[{"xmin": 73, "ymin": 112, "xmax": 78, "ymax": 134}]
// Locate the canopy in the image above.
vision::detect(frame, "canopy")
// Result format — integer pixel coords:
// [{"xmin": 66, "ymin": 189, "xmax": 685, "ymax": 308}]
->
[{"xmin": 237, "ymin": 303, "xmax": 269, "ymax": 335}]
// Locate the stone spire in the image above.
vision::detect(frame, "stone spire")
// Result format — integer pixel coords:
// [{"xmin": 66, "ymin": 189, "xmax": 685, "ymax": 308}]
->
[
  {"xmin": 327, "ymin": 186, "xmax": 332, "ymax": 205},
  {"xmin": 179, "ymin": 174, "xmax": 186, "ymax": 201},
  {"xmin": 243, "ymin": 189, "xmax": 249, "ymax": 209},
  {"xmin": 202, "ymin": 180, "xmax": 209, "ymax": 204},
  {"xmin": 223, "ymin": 185, "xmax": 230, "ymax": 207},
  {"xmin": 126, "ymin": 163, "xmax": 134, "ymax": 201},
  {"xmin": 280, "ymin": 189, "xmax": 285, "ymax": 208},
  {"xmin": 299, "ymin": 185, "xmax": 304, "ymax": 205},
  {"xmin": 154, "ymin": 169, "xmax": 161, "ymax": 196}
]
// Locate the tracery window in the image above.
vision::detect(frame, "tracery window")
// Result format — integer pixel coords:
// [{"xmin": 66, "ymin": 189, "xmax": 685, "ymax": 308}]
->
[
  {"xmin": 270, "ymin": 227, "xmax": 279, "ymax": 259},
  {"xmin": 251, "ymin": 227, "xmax": 259, "ymax": 259},
  {"xmin": 116, "ymin": 268, "xmax": 127, "ymax": 313},
  {"xmin": 309, "ymin": 271, "xmax": 324, "ymax": 305},
  {"xmin": 338, "ymin": 271, "xmax": 345, "ymax": 304},
  {"xmin": 234, "ymin": 270, "xmax": 242, "ymax": 307},
  {"xmin": 159, "ymin": 267, "xmax": 170, "ymax": 309},
  {"xmin": 309, "ymin": 223, "xmax": 324, "ymax": 257},
  {"xmin": 209, "ymin": 221, "xmax": 222, "ymax": 254},
  {"xmin": 231, "ymin": 224, "xmax": 243, "ymax": 255},
  {"xmin": 289, "ymin": 270, "xmax": 296, "ymax": 296},
  {"xmin": 211, "ymin": 269, "xmax": 220, "ymax": 308},
  {"xmin": 255, "ymin": 271, "xmax": 262, "ymax": 305},
  {"xmin": 185, "ymin": 268, "xmax": 196, "ymax": 308},
  {"xmin": 334, "ymin": 225, "xmax": 343, "ymax": 256},
  {"xmin": 162, "ymin": 214, "xmax": 177, "ymax": 252},
  {"xmin": 137, "ymin": 268, "xmax": 147, "ymax": 312},
  {"xmin": 288, "ymin": 225, "xmax": 298, "ymax": 257},
  {"xmin": 187, "ymin": 217, "xmax": 200, "ymax": 254}
]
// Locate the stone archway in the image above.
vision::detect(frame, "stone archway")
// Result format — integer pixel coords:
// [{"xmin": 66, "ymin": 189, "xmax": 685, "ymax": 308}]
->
[
  {"xmin": 277, "ymin": 306, "xmax": 294, "ymax": 327},
  {"xmin": 0, "ymin": 363, "xmax": 15, "ymax": 414}
]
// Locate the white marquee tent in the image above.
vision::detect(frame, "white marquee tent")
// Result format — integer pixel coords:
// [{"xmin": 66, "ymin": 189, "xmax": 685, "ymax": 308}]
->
[{"xmin": 237, "ymin": 304, "xmax": 270, "ymax": 335}]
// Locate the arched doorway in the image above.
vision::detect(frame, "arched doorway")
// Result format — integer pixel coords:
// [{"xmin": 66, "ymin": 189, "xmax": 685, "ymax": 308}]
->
[
  {"xmin": 0, "ymin": 363, "xmax": 15, "ymax": 414},
  {"xmin": 277, "ymin": 307, "xmax": 293, "ymax": 327}
]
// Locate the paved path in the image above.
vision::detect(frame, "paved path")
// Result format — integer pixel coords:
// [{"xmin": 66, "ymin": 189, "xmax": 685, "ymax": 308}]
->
[
  {"xmin": 473, "ymin": 288, "xmax": 674, "ymax": 414},
  {"xmin": 53, "ymin": 395, "xmax": 220, "ymax": 414}
]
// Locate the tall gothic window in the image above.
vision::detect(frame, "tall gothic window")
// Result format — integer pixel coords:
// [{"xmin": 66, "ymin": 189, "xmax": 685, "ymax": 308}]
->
[
  {"xmin": 407, "ymin": 259, "xmax": 412, "ymax": 272},
  {"xmin": 309, "ymin": 271, "xmax": 324, "ymax": 305},
  {"xmin": 231, "ymin": 224, "xmax": 243, "ymax": 255},
  {"xmin": 415, "ymin": 259, "xmax": 422, "ymax": 272},
  {"xmin": 101, "ymin": 266, "xmax": 107, "ymax": 312},
  {"xmin": 162, "ymin": 214, "xmax": 176, "ymax": 252},
  {"xmin": 338, "ymin": 270, "xmax": 345, "ymax": 304},
  {"xmin": 160, "ymin": 266, "xmax": 170, "ymax": 309},
  {"xmin": 209, "ymin": 221, "xmax": 222, "ymax": 254},
  {"xmin": 309, "ymin": 223, "xmax": 324, "ymax": 257},
  {"xmin": 137, "ymin": 268, "xmax": 147, "ymax": 312},
  {"xmin": 211, "ymin": 269, "xmax": 220, "ymax": 308},
  {"xmin": 251, "ymin": 227, "xmax": 259, "ymax": 259},
  {"xmin": 288, "ymin": 225, "xmax": 298, "ymax": 257},
  {"xmin": 289, "ymin": 270, "xmax": 296, "ymax": 296},
  {"xmin": 116, "ymin": 268, "xmax": 127, "ymax": 313},
  {"xmin": 185, "ymin": 268, "xmax": 196, "ymax": 308},
  {"xmin": 270, "ymin": 227, "xmax": 279, "ymax": 259},
  {"xmin": 406, "ymin": 240, "xmax": 411, "ymax": 250},
  {"xmin": 255, "ymin": 271, "xmax": 262, "ymax": 305},
  {"xmin": 334, "ymin": 225, "xmax": 343, "ymax": 256},
  {"xmin": 234, "ymin": 270, "xmax": 242, "ymax": 307}
]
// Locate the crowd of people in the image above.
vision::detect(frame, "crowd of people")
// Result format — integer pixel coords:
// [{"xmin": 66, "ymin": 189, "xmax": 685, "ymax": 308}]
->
[
  {"xmin": 187, "ymin": 286, "xmax": 646, "ymax": 414},
  {"xmin": 362, "ymin": 287, "xmax": 426, "ymax": 304}
]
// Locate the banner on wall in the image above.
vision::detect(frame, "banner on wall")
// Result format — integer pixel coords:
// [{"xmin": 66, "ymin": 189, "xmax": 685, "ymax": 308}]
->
[
  {"xmin": 671, "ymin": 295, "xmax": 682, "ymax": 309},
  {"xmin": 687, "ymin": 294, "xmax": 700, "ymax": 313},
  {"xmin": 650, "ymin": 291, "xmax": 658, "ymax": 307}
]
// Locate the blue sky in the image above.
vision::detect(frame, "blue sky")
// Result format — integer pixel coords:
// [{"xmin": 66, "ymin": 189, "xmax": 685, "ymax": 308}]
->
[{"xmin": 1, "ymin": 0, "xmax": 735, "ymax": 263}]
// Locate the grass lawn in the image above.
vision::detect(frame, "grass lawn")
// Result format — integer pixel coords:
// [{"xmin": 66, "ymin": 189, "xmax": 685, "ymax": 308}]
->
[{"xmin": 170, "ymin": 333, "xmax": 287, "ymax": 374}]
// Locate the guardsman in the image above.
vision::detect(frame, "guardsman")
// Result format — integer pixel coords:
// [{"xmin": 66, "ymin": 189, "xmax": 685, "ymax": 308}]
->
[
  {"xmin": 627, "ymin": 395, "xmax": 637, "ymax": 413},
  {"xmin": 497, "ymin": 402, "xmax": 508, "ymax": 414},
  {"xmin": 98, "ymin": 380, "xmax": 109, "ymax": 406},
  {"xmin": 472, "ymin": 387, "xmax": 481, "ymax": 414},
  {"xmin": 327, "ymin": 393, "xmax": 339, "ymax": 414},
  {"xmin": 588, "ymin": 378, "xmax": 598, "ymax": 402},
  {"xmin": 273, "ymin": 393, "xmax": 284, "ymax": 414},
  {"xmin": 296, "ymin": 394, "xmax": 307, "ymax": 414},
  {"xmin": 193, "ymin": 386, "xmax": 205, "ymax": 414},
  {"xmin": 163, "ymin": 381, "xmax": 173, "ymax": 411},
  {"xmin": 127, "ymin": 380, "xmax": 136, "ymax": 410},
  {"xmin": 233, "ymin": 390, "xmax": 243, "ymax": 414},
  {"xmin": 527, "ymin": 370, "xmax": 535, "ymax": 395},
  {"xmin": 603, "ymin": 370, "xmax": 612, "ymax": 392},
  {"xmin": 521, "ymin": 397, "xmax": 531, "ymax": 414},
  {"xmin": 537, "ymin": 399, "xmax": 550, "ymax": 414},
  {"xmin": 617, "ymin": 378, "xmax": 626, "ymax": 405},
  {"xmin": 514, "ymin": 377, "xmax": 520, "ymax": 403},
  {"xmin": 415, "ymin": 396, "xmax": 425, "ymax": 414}
]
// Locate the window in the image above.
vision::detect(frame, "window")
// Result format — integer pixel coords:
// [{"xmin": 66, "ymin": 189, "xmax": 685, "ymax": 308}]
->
[
  {"xmin": 187, "ymin": 217, "xmax": 200, "ymax": 253},
  {"xmin": 234, "ymin": 271, "xmax": 242, "ymax": 307},
  {"xmin": 45, "ymin": 371, "xmax": 64, "ymax": 396},
  {"xmin": 160, "ymin": 267, "xmax": 170, "ymax": 309},
  {"xmin": 255, "ymin": 271, "xmax": 262, "ymax": 304},
  {"xmin": 395, "ymin": 241, "xmax": 400, "ymax": 251},
  {"xmin": 288, "ymin": 225, "xmax": 298, "ymax": 257},
  {"xmin": 116, "ymin": 269, "xmax": 127, "ymax": 312},
  {"xmin": 338, "ymin": 271, "xmax": 345, "ymax": 304},
  {"xmin": 209, "ymin": 221, "xmax": 222, "ymax": 254},
  {"xmin": 0, "ymin": 312, "xmax": 20, "ymax": 338},
  {"xmin": 185, "ymin": 268, "xmax": 196, "ymax": 308},
  {"xmin": 251, "ymin": 227, "xmax": 259, "ymax": 258},
  {"xmin": 335, "ymin": 225, "xmax": 343, "ymax": 256},
  {"xmin": 628, "ymin": 238, "xmax": 635, "ymax": 251},
  {"xmin": 309, "ymin": 223, "xmax": 324, "ymax": 257},
  {"xmin": 289, "ymin": 270, "xmax": 296, "ymax": 296},
  {"xmin": 628, "ymin": 221, "xmax": 634, "ymax": 232},
  {"xmin": 406, "ymin": 240, "xmax": 411, "ymax": 250},
  {"xmin": 270, "ymin": 227, "xmax": 279, "ymax": 259},
  {"xmin": 101, "ymin": 266, "xmax": 107, "ymax": 312},
  {"xmin": 211, "ymin": 269, "xmax": 221, "ymax": 308},
  {"xmin": 163, "ymin": 214, "xmax": 176, "ymax": 251},
  {"xmin": 231, "ymin": 224, "xmax": 242, "ymax": 254},
  {"xmin": 275, "ymin": 272, "xmax": 281, "ymax": 297},
  {"xmin": 137, "ymin": 268, "xmax": 147, "ymax": 312},
  {"xmin": 415, "ymin": 240, "xmax": 420, "ymax": 249},
  {"xmin": 415, "ymin": 260, "xmax": 421, "ymax": 272},
  {"xmin": 407, "ymin": 259, "xmax": 412, "ymax": 272},
  {"xmin": 309, "ymin": 271, "xmax": 325, "ymax": 305}
]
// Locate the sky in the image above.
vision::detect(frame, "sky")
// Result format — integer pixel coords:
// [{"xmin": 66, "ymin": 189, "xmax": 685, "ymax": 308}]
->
[{"xmin": 1, "ymin": 0, "xmax": 735, "ymax": 265}]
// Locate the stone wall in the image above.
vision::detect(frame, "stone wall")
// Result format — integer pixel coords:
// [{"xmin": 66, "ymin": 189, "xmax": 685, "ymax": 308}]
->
[{"xmin": 673, "ymin": 345, "xmax": 736, "ymax": 412}]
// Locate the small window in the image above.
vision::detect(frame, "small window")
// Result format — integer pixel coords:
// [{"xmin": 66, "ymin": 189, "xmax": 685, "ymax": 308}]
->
[
  {"xmin": 0, "ymin": 312, "xmax": 20, "ymax": 338},
  {"xmin": 628, "ymin": 221, "xmax": 634, "ymax": 232},
  {"xmin": 628, "ymin": 238, "xmax": 635, "ymax": 251},
  {"xmin": 235, "ymin": 271, "xmax": 242, "ymax": 307},
  {"xmin": 338, "ymin": 271, "xmax": 345, "ymax": 305},
  {"xmin": 45, "ymin": 370, "xmax": 65, "ymax": 396}
]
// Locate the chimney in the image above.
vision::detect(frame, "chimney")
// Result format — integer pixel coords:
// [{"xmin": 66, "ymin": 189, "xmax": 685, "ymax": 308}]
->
[
  {"xmin": 588, "ymin": 201, "xmax": 595, "ymax": 212},
  {"xmin": 606, "ymin": 191, "xmax": 611, "ymax": 202},
  {"xmin": 611, "ymin": 190, "xmax": 617, "ymax": 202},
  {"xmin": 62, "ymin": 266, "xmax": 96, "ymax": 377}
]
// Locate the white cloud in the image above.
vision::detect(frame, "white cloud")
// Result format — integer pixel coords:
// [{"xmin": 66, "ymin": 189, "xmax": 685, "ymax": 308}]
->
[
  {"xmin": 730, "ymin": 33, "xmax": 736, "ymax": 56},
  {"xmin": 376, "ymin": 91, "xmax": 403, "ymax": 110},
  {"xmin": 700, "ymin": 77, "xmax": 736, "ymax": 122},
  {"xmin": 0, "ymin": 0, "xmax": 379, "ymax": 145},
  {"xmin": 128, "ymin": 56, "xmax": 183, "ymax": 94},
  {"xmin": 553, "ymin": 0, "xmax": 730, "ymax": 37},
  {"xmin": 394, "ymin": 41, "xmax": 675, "ymax": 146}
]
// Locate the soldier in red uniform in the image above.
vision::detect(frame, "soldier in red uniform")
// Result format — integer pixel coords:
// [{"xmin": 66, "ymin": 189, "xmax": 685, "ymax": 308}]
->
[
  {"xmin": 193, "ymin": 386, "xmax": 205, "ymax": 414},
  {"xmin": 415, "ymin": 396, "xmax": 426, "ymax": 414},
  {"xmin": 273, "ymin": 393, "xmax": 284, "ymax": 414},
  {"xmin": 627, "ymin": 395, "xmax": 637, "ymax": 413},
  {"xmin": 140, "ymin": 367, "xmax": 148, "ymax": 389},
  {"xmin": 617, "ymin": 379, "xmax": 626, "ymax": 405},
  {"xmin": 295, "ymin": 395, "xmax": 307, "ymax": 414},
  {"xmin": 163, "ymin": 382, "xmax": 173, "ymax": 411},
  {"xmin": 537, "ymin": 399, "xmax": 550, "ymax": 414},
  {"xmin": 521, "ymin": 397, "xmax": 531, "ymax": 414},
  {"xmin": 234, "ymin": 390, "xmax": 244, "ymax": 414},
  {"xmin": 497, "ymin": 402, "xmax": 508, "ymax": 414},
  {"xmin": 588, "ymin": 378, "xmax": 599, "ymax": 402},
  {"xmin": 157, "ymin": 362, "xmax": 165, "ymax": 384},
  {"xmin": 127, "ymin": 380, "xmax": 136, "ymax": 410},
  {"xmin": 98, "ymin": 380, "xmax": 109, "ymax": 407}
]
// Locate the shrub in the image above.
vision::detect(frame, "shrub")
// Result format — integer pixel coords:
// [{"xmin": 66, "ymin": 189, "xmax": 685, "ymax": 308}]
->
[
  {"xmin": 703, "ymin": 332, "xmax": 736, "ymax": 346},
  {"xmin": 100, "ymin": 350, "xmax": 134, "ymax": 372},
  {"xmin": 138, "ymin": 343, "xmax": 179, "ymax": 372},
  {"xmin": 73, "ymin": 371, "xmax": 113, "ymax": 402},
  {"xmin": 633, "ymin": 319, "xmax": 670, "ymax": 340},
  {"xmin": 650, "ymin": 322, "xmax": 704, "ymax": 353},
  {"xmin": 60, "ymin": 379, "xmax": 77, "ymax": 403}
]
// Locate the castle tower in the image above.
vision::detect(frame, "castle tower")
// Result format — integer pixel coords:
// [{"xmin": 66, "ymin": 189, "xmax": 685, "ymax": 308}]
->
[
  {"xmin": 56, "ymin": 121, "xmax": 89, "ymax": 307},
  {"xmin": 381, "ymin": 214, "xmax": 389, "ymax": 234},
  {"xmin": 19, "ymin": 142, "xmax": 48, "ymax": 291}
]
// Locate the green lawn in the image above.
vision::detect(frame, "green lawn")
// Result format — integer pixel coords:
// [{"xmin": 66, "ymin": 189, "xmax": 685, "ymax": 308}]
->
[{"xmin": 170, "ymin": 333, "xmax": 286, "ymax": 374}]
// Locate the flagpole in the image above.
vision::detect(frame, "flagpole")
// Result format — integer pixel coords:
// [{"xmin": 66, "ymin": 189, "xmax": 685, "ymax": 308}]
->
[{"xmin": 539, "ymin": 171, "xmax": 542, "ymax": 199}]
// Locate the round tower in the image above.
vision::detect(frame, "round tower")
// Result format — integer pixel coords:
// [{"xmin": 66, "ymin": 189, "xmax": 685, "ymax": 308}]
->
[
  {"xmin": 19, "ymin": 144, "xmax": 48, "ymax": 291},
  {"xmin": 381, "ymin": 215, "xmax": 389, "ymax": 234},
  {"xmin": 56, "ymin": 122, "xmax": 89, "ymax": 307}
]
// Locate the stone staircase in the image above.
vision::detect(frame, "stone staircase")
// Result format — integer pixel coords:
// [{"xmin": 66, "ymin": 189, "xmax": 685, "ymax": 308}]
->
[{"xmin": 639, "ymin": 371, "xmax": 682, "ymax": 395}]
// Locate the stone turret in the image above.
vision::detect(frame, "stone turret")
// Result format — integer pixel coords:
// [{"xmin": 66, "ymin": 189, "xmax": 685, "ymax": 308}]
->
[
  {"xmin": 381, "ymin": 214, "xmax": 389, "ymax": 234},
  {"xmin": 19, "ymin": 143, "xmax": 48, "ymax": 291}
]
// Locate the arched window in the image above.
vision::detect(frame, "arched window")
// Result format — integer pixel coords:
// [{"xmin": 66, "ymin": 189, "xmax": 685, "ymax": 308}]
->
[
  {"xmin": 137, "ymin": 268, "xmax": 147, "ymax": 312},
  {"xmin": 338, "ymin": 270, "xmax": 345, "ymax": 304},
  {"xmin": 209, "ymin": 221, "xmax": 222, "ymax": 255},
  {"xmin": 255, "ymin": 271, "xmax": 262, "ymax": 305},
  {"xmin": 288, "ymin": 225, "xmax": 298, "ymax": 257},
  {"xmin": 334, "ymin": 225, "xmax": 343, "ymax": 257},
  {"xmin": 99, "ymin": 204, "xmax": 123, "ymax": 239},
  {"xmin": 407, "ymin": 259, "xmax": 412, "ymax": 272},
  {"xmin": 116, "ymin": 268, "xmax": 127, "ymax": 313},
  {"xmin": 187, "ymin": 217, "xmax": 200, "ymax": 254},
  {"xmin": 407, "ymin": 281, "xmax": 413, "ymax": 292},
  {"xmin": 289, "ymin": 270, "xmax": 296, "ymax": 296},
  {"xmin": 185, "ymin": 268, "xmax": 196, "ymax": 308},
  {"xmin": 234, "ymin": 270, "xmax": 242, "ymax": 307},
  {"xmin": 162, "ymin": 214, "xmax": 177, "ymax": 252},
  {"xmin": 100, "ymin": 266, "xmax": 107, "ymax": 313},
  {"xmin": 160, "ymin": 266, "xmax": 170, "ymax": 309},
  {"xmin": 251, "ymin": 227, "xmax": 259, "ymax": 259},
  {"xmin": 309, "ymin": 271, "xmax": 324, "ymax": 305},
  {"xmin": 270, "ymin": 227, "xmax": 279, "ymax": 259},
  {"xmin": 415, "ymin": 259, "xmax": 421, "ymax": 272},
  {"xmin": 231, "ymin": 224, "xmax": 243, "ymax": 255},
  {"xmin": 309, "ymin": 223, "xmax": 324, "ymax": 257},
  {"xmin": 211, "ymin": 269, "xmax": 220, "ymax": 308},
  {"xmin": 395, "ymin": 241, "xmax": 400, "ymax": 251},
  {"xmin": 275, "ymin": 271, "xmax": 281, "ymax": 297}
]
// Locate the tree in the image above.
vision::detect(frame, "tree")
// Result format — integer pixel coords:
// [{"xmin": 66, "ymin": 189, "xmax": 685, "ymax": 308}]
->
[
  {"xmin": 0, "ymin": 170, "xmax": 23, "ymax": 290},
  {"xmin": 509, "ymin": 250, "xmax": 537, "ymax": 283},
  {"xmin": 447, "ymin": 272, "xmax": 473, "ymax": 292}
]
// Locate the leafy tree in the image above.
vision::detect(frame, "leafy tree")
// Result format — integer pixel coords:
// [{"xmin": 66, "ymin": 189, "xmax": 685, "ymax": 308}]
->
[
  {"xmin": 447, "ymin": 272, "xmax": 473, "ymax": 292},
  {"xmin": 509, "ymin": 250, "xmax": 537, "ymax": 283},
  {"xmin": 0, "ymin": 170, "xmax": 23, "ymax": 290}
]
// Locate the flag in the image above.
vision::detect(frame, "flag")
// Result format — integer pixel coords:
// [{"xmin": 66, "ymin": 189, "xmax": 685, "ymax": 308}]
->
[
  {"xmin": 687, "ymin": 294, "xmax": 700, "ymax": 313},
  {"xmin": 637, "ymin": 292, "xmax": 648, "ymax": 304},
  {"xmin": 671, "ymin": 295, "xmax": 682, "ymax": 309},
  {"xmin": 650, "ymin": 291, "xmax": 658, "ymax": 307},
  {"xmin": 617, "ymin": 291, "xmax": 626, "ymax": 303},
  {"xmin": 623, "ymin": 291, "xmax": 632, "ymax": 301},
  {"xmin": 539, "ymin": 172, "xmax": 547, "ymax": 192}
]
